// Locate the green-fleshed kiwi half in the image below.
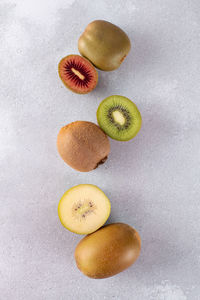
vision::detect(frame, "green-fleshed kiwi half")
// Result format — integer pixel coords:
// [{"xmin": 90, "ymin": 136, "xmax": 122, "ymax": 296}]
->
[{"xmin": 97, "ymin": 95, "xmax": 142, "ymax": 141}]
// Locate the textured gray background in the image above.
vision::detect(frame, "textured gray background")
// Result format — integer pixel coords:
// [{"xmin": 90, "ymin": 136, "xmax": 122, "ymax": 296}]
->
[{"xmin": 0, "ymin": 0, "xmax": 200, "ymax": 299}]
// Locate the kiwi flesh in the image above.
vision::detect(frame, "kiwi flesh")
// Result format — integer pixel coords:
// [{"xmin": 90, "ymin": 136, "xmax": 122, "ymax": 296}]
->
[
  {"xmin": 58, "ymin": 184, "xmax": 111, "ymax": 234},
  {"xmin": 97, "ymin": 95, "xmax": 142, "ymax": 141},
  {"xmin": 57, "ymin": 121, "xmax": 110, "ymax": 172},
  {"xmin": 58, "ymin": 55, "xmax": 98, "ymax": 94}
]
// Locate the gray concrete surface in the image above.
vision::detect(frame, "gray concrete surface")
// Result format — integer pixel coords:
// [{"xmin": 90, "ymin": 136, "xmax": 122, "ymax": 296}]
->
[{"xmin": 0, "ymin": 0, "xmax": 200, "ymax": 299}]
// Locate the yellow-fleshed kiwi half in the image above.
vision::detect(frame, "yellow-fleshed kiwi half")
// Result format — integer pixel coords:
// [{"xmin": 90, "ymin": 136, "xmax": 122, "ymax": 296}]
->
[
  {"xmin": 57, "ymin": 121, "xmax": 110, "ymax": 172},
  {"xmin": 75, "ymin": 223, "xmax": 141, "ymax": 278},
  {"xmin": 78, "ymin": 20, "xmax": 131, "ymax": 71},
  {"xmin": 58, "ymin": 184, "xmax": 111, "ymax": 234}
]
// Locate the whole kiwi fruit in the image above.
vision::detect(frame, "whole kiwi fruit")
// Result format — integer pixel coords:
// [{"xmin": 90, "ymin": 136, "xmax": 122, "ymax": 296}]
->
[
  {"xmin": 75, "ymin": 223, "xmax": 141, "ymax": 279},
  {"xmin": 57, "ymin": 121, "xmax": 110, "ymax": 172},
  {"xmin": 78, "ymin": 20, "xmax": 131, "ymax": 71}
]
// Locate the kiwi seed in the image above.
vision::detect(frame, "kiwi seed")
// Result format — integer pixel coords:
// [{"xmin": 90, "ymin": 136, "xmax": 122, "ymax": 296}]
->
[{"xmin": 72, "ymin": 199, "xmax": 96, "ymax": 221}]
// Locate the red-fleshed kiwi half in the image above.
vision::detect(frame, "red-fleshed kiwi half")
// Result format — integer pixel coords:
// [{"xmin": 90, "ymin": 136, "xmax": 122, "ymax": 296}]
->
[{"xmin": 58, "ymin": 55, "xmax": 98, "ymax": 94}]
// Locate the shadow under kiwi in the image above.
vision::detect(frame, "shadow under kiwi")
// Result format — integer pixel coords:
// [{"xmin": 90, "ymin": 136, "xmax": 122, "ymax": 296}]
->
[
  {"xmin": 103, "ymin": 189, "xmax": 189, "ymax": 283},
  {"xmin": 107, "ymin": 106, "xmax": 176, "ymax": 174},
  {"xmin": 127, "ymin": 29, "xmax": 160, "ymax": 73}
]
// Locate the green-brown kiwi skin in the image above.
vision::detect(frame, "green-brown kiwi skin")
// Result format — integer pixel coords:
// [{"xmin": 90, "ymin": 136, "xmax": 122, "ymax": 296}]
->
[
  {"xmin": 58, "ymin": 55, "xmax": 98, "ymax": 94},
  {"xmin": 78, "ymin": 20, "xmax": 131, "ymax": 71},
  {"xmin": 75, "ymin": 223, "xmax": 141, "ymax": 278}
]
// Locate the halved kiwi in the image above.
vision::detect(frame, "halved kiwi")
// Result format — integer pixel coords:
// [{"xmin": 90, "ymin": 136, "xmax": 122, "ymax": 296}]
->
[
  {"xmin": 97, "ymin": 95, "xmax": 142, "ymax": 141},
  {"xmin": 58, "ymin": 55, "xmax": 98, "ymax": 94},
  {"xmin": 58, "ymin": 184, "xmax": 111, "ymax": 234}
]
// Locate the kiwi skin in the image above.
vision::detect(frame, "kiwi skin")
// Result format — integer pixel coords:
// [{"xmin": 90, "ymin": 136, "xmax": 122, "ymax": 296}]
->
[
  {"xmin": 58, "ymin": 184, "xmax": 111, "ymax": 235},
  {"xmin": 58, "ymin": 55, "xmax": 98, "ymax": 94},
  {"xmin": 78, "ymin": 20, "xmax": 131, "ymax": 71},
  {"xmin": 57, "ymin": 121, "xmax": 110, "ymax": 172},
  {"xmin": 75, "ymin": 223, "xmax": 141, "ymax": 278}
]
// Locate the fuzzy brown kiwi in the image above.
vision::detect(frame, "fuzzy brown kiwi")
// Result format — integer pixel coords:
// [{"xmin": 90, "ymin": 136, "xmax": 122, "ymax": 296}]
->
[{"xmin": 57, "ymin": 121, "xmax": 110, "ymax": 172}]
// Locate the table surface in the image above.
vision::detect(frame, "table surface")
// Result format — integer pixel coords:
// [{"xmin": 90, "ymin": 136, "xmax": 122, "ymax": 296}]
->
[{"xmin": 1, "ymin": 0, "xmax": 200, "ymax": 299}]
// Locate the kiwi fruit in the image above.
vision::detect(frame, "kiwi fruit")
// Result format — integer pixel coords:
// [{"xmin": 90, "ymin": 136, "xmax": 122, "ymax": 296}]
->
[
  {"xmin": 75, "ymin": 223, "xmax": 141, "ymax": 278},
  {"xmin": 78, "ymin": 20, "xmax": 131, "ymax": 71},
  {"xmin": 57, "ymin": 121, "xmax": 110, "ymax": 172},
  {"xmin": 97, "ymin": 95, "xmax": 142, "ymax": 141},
  {"xmin": 58, "ymin": 55, "xmax": 98, "ymax": 94},
  {"xmin": 58, "ymin": 184, "xmax": 111, "ymax": 234}
]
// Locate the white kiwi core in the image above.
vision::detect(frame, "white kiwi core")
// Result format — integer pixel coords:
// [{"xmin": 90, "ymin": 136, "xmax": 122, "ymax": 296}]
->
[
  {"xmin": 112, "ymin": 110, "xmax": 126, "ymax": 125},
  {"xmin": 71, "ymin": 67, "xmax": 85, "ymax": 80}
]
